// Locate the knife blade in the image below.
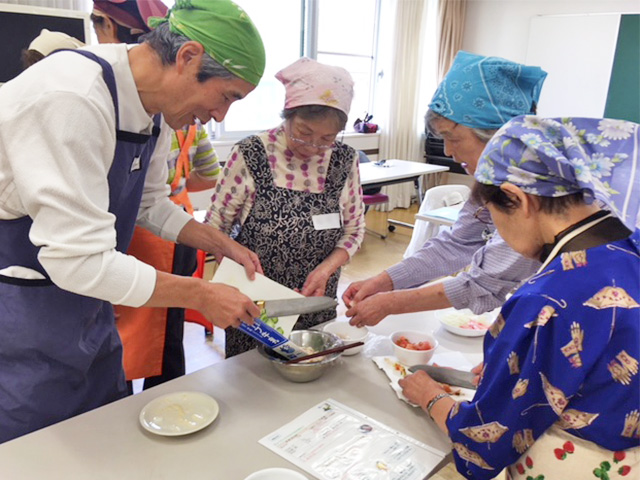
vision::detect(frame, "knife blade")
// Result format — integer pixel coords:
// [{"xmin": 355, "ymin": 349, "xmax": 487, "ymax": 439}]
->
[
  {"xmin": 408, "ymin": 364, "xmax": 477, "ymax": 390},
  {"xmin": 257, "ymin": 296, "xmax": 337, "ymax": 317}
]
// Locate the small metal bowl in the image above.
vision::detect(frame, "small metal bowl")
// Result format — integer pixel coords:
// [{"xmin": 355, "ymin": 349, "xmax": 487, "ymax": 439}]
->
[{"xmin": 257, "ymin": 330, "xmax": 343, "ymax": 383}]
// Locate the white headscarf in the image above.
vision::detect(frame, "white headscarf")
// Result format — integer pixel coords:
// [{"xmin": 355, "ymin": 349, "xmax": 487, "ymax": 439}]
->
[{"xmin": 28, "ymin": 29, "xmax": 84, "ymax": 57}]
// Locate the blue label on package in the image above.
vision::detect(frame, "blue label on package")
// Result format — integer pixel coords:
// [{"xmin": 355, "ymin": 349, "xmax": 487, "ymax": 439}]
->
[{"xmin": 238, "ymin": 319, "xmax": 308, "ymax": 359}]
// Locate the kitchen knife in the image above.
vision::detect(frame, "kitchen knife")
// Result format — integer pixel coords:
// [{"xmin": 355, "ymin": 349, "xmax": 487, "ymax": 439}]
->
[
  {"xmin": 408, "ymin": 364, "xmax": 477, "ymax": 390},
  {"xmin": 256, "ymin": 296, "xmax": 337, "ymax": 317}
]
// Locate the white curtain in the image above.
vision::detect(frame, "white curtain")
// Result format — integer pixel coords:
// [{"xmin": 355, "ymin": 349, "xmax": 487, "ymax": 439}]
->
[
  {"xmin": 437, "ymin": 0, "xmax": 467, "ymax": 82},
  {"xmin": 376, "ymin": 0, "xmax": 433, "ymax": 211}
]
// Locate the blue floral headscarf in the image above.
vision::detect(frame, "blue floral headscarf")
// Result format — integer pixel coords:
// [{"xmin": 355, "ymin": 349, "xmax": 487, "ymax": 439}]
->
[
  {"xmin": 475, "ymin": 116, "xmax": 640, "ymax": 230},
  {"xmin": 429, "ymin": 51, "xmax": 547, "ymax": 129}
]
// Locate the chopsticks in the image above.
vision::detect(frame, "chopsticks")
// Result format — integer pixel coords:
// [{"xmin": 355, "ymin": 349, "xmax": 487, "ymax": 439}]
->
[{"xmin": 284, "ymin": 342, "xmax": 365, "ymax": 364}]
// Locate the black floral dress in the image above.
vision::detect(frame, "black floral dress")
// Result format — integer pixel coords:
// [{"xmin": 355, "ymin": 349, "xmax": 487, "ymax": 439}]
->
[{"xmin": 225, "ymin": 136, "xmax": 354, "ymax": 358}]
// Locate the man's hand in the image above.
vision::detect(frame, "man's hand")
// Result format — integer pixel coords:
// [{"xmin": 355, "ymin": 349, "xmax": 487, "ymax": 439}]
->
[
  {"xmin": 196, "ymin": 282, "xmax": 261, "ymax": 328},
  {"xmin": 144, "ymin": 273, "xmax": 261, "ymax": 329},
  {"xmin": 210, "ymin": 230, "xmax": 262, "ymax": 280},
  {"xmin": 177, "ymin": 219, "xmax": 263, "ymax": 279}
]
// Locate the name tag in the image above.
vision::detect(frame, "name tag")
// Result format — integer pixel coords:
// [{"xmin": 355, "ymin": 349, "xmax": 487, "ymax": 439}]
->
[
  {"xmin": 130, "ymin": 156, "xmax": 141, "ymax": 172},
  {"xmin": 312, "ymin": 213, "xmax": 341, "ymax": 230}
]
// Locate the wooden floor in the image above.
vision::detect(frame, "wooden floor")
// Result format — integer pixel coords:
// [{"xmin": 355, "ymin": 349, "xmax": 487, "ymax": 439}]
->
[{"xmin": 176, "ymin": 205, "xmax": 488, "ymax": 480}]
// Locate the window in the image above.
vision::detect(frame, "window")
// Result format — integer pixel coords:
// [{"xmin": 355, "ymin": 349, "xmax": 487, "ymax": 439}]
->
[
  {"xmin": 316, "ymin": 0, "xmax": 379, "ymax": 130},
  {"xmin": 212, "ymin": 0, "xmax": 381, "ymax": 140},
  {"xmin": 213, "ymin": 0, "xmax": 303, "ymax": 139}
]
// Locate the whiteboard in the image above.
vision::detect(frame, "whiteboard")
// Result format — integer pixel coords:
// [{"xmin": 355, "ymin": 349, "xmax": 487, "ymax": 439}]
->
[{"xmin": 526, "ymin": 14, "xmax": 621, "ymax": 118}]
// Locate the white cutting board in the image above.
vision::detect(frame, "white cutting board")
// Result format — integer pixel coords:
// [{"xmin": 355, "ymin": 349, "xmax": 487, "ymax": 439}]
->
[{"xmin": 212, "ymin": 258, "xmax": 302, "ymax": 336}]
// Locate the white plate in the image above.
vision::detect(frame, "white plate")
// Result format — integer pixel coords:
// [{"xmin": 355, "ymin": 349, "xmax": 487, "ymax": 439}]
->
[
  {"xmin": 438, "ymin": 308, "xmax": 498, "ymax": 337},
  {"xmin": 139, "ymin": 391, "xmax": 219, "ymax": 436},
  {"xmin": 244, "ymin": 468, "xmax": 309, "ymax": 480}
]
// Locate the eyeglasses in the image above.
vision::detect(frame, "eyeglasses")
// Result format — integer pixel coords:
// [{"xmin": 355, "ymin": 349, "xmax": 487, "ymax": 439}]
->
[
  {"xmin": 473, "ymin": 205, "xmax": 492, "ymax": 225},
  {"xmin": 432, "ymin": 122, "xmax": 459, "ymax": 140},
  {"xmin": 288, "ymin": 133, "xmax": 335, "ymax": 150},
  {"xmin": 286, "ymin": 122, "xmax": 337, "ymax": 150}
]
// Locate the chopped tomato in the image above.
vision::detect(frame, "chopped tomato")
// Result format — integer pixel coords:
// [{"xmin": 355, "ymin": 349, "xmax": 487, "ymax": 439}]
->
[{"xmin": 394, "ymin": 336, "xmax": 432, "ymax": 351}]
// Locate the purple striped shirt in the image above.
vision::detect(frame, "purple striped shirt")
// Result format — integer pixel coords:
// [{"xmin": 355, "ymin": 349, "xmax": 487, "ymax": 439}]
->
[{"xmin": 386, "ymin": 196, "xmax": 540, "ymax": 313}]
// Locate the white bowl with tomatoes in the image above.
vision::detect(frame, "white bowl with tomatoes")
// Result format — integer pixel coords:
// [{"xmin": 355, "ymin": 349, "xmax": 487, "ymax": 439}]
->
[{"xmin": 391, "ymin": 330, "xmax": 438, "ymax": 367}]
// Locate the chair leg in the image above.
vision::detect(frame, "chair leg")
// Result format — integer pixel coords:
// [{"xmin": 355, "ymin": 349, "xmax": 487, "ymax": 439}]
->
[
  {"xmin": 365, "ymin": 228, "xmax": 387, "ymax": 239},
  {"xmin": 363, "ymin": 197, "xmax": 390, "ymax": 240},
  {"xmin": 365, "ymin": 208, "xmax": 389, "ymax": 239}
]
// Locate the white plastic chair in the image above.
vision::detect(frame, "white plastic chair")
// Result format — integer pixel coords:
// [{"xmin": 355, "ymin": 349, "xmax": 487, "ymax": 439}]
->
[{"xmin": 404, "ymin": 184, "xmax": 471, "ymax": 258}]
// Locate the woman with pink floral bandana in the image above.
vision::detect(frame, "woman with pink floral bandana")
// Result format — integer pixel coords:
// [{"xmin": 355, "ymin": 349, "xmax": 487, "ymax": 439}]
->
[{"xmin": 205, "ymin": 57, "xmax": 365, "ymax": 358}]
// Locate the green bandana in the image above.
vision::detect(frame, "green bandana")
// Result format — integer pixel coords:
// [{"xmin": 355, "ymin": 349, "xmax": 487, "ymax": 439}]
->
[{"xmin": 149, "ymin": 0, "xmax": 265, "ymax": 86}]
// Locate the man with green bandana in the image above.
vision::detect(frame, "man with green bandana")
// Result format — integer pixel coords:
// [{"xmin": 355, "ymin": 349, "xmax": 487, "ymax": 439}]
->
[{"xmin": 0, "ymin": 0, "xmax": 265, "ymax": 443}]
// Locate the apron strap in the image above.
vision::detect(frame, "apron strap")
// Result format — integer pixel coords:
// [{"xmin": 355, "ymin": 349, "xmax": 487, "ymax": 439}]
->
[
  {"xmin": 170, "ymin": 125, "xmax": 198, "ymax": 215},
  {"xmin": 171, "ymin": 125, "xmax": 198, "ymax": 192},
  {"xmin": 59, "ymin": 49, "xmax": 120, "ymax": 130}
]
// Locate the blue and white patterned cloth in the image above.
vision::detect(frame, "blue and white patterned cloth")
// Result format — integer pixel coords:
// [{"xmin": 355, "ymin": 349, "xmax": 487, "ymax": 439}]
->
[
  {"xmin": 429, "ymin": 51, "xmax": 547, "ymax": 129},
  {"xmin": 446, "ymin": 230, "xmax": 640, "ymax": 478},
  {"xmin": 476, "ymin": 116, "xmax": 640, "ymax": 230}
]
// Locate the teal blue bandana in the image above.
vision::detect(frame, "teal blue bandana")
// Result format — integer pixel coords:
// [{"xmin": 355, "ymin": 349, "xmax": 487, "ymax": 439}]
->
[{"xmin": 429, "ymin": 51, "xmax": 547, "ymax": 129}]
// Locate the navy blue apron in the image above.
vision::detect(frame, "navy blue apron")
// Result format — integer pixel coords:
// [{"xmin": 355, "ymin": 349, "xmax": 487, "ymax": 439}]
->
[{"xmin": 0, "ymin": 50, "xmax": 160, "ymax": 443}]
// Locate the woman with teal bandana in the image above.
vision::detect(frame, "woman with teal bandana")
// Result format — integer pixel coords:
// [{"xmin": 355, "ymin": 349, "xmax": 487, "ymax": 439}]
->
[
  {"xmin": 0, "ymin": 0, "xmax": 265, "ymax": 443},
  {"xmin": 400, "ymin": 116, "xmax": 640, "ymax": 479},
  {"xmin": 344, "ymin": 51, "xmax": 547, "ymax": 328}
]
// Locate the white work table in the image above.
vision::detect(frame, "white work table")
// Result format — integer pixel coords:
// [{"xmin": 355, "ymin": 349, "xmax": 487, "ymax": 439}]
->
[
  {"xmin": 360, "ymin": 160, "xmax": 449, "ymax": 231},
  {"xmin": 0, "ymin": 310, "xmax": 483, "ymax": 479},
  {"xmin": 359, "ymin": 159, "xmax": 449, "ymax": 202},
  {"xmin": 415, "ymin": 203, "xmax": 465, "ymax": 227}
]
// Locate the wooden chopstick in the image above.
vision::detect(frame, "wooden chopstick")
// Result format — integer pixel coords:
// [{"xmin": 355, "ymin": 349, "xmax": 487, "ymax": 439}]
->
[{"xmin": 284, "ymin": 342, "xmax": 365, "ymax": 364}]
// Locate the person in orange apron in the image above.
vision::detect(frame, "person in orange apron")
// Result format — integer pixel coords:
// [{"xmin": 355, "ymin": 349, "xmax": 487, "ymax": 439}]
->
[{"xmin": 117, "ymin": 122, "xmax": 219, "ymax": 390}]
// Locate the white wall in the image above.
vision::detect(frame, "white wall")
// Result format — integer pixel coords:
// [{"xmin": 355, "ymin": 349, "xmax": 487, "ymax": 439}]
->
[
  {"xmin": 461, "ymin": 0, "xmax": 639, "ymax": 63},
  {"xmin": 526, "ymin": 13, "xmax": 622, "ymax": 117}
]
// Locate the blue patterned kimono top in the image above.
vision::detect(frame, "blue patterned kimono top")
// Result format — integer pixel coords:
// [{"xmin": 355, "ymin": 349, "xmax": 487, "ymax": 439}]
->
[{"xmin": 446, "ymin": 219, "xmax": 640, "ymax": 477}]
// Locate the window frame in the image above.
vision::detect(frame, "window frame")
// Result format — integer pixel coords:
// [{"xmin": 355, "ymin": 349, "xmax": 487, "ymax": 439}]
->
[{"xmin": 210, "ymin": 0, "xmax": 382, "ymax": 142}]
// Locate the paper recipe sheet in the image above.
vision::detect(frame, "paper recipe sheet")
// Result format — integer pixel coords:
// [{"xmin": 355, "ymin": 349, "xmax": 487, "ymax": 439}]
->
[{"xmin": 259, "ymin": 399, "xmax": 446, "ymax": 479}]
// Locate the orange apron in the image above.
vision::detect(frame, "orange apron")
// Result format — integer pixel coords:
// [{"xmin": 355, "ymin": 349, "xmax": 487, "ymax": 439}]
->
[{"xmin": 115, "ymin": 125, "xmax": 197, "ymax": 380}]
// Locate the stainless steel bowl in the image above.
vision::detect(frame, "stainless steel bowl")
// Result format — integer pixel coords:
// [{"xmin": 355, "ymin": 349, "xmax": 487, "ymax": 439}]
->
[{"xmin": 257, "ymin": 330, "xmax": 343, "ymax": 383}]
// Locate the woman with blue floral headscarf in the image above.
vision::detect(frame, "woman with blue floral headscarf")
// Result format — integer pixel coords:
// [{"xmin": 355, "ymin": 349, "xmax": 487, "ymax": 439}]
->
[{"xmin": 400, "ymin": 116, "xmax": 640, "ymax": 479}]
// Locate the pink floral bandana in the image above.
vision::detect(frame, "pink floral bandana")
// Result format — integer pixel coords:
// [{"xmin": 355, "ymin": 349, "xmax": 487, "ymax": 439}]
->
[{"xmin": 276, "ymin": 57, "xmax": 354, "ymax": 116}]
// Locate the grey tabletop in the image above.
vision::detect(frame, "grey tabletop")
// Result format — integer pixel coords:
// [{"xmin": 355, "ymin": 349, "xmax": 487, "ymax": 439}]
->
[{"xmin": 0, "ymin": 310, "xmax": 484, "ymax": 480}]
